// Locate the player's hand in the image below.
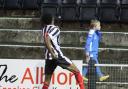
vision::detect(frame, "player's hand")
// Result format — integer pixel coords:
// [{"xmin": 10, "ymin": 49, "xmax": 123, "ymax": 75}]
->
[
  {"xmin": 86, "ymin": 55, "xmax": 90, "ymax": 63},
  {"xmin": 85, "ymin": 52, "xmax": 90, "ymax": 63},
  {"xmin": 52, "ymin": 54, "xmax": 58, "ymax": 59}
]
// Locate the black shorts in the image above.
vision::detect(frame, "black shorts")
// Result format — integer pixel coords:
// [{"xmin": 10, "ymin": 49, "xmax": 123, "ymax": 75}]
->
[{"xmin": 45, "ymin": 56, "xmax": 72, "ymax": 74}]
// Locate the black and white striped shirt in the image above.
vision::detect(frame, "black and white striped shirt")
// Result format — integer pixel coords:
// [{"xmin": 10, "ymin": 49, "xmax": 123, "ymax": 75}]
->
[{"xmin": 42, "ymin": 25, "xmax": 64, "ymax": 60}]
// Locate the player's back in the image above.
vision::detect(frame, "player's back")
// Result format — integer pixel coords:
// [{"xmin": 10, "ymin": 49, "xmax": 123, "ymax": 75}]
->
[{"xmin": 42, "ymin": 24, "xmax": 63, "ymax": 59}]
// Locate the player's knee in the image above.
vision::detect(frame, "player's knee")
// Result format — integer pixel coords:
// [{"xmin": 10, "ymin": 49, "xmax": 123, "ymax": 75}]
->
[
  {"xmin": 45, "ymin": 75, "xmax": 52, "ymax": 83},
  {"xmin": 72, "ymin": 70, "xmax": 80, "ymax": 76}
]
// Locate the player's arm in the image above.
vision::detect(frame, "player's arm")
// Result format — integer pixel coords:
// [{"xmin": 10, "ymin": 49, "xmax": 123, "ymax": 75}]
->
[
  {"xmin": 84, "ymin": 32, "xmax": 94, "ymax": 62},
  {"xmin": 85, "ymin": 35, "xmax": 93, "ymax": 54},
  {"xmin": 44, "ymin": 33, "xmax": 57, "ymax": 59}
]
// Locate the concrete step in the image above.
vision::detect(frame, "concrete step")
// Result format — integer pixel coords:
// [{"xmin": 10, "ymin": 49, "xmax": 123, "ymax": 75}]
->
[
  {"xmin": 0, "ymin": 10, "xmax": 40, "ymax": 17},
  {"xmin": 0, "ymin": 17, "xmax": 41, "ymax": 29},
  {"xmin": 0, "ymin": 29, "xmax": 128, "ymax": 47},
  {"xmin": 0, "ymin": 45, "xmax": 127, "ymax": 64},
  {"xmin": 0, "ymin": 17, "xmax": 128, "ymax": 32},
  {"xmin": 0, "ymin": 17, "xmax": 77, "ymax": 29}
]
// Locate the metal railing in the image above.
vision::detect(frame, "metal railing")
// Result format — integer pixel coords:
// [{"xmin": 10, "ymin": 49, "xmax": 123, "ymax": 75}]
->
[{"xmin": 83, "ymin": 63, "xmax": 128, "ymax": 89}]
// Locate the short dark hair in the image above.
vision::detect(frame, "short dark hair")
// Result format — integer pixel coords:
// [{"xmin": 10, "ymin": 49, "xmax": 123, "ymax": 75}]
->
[{"xmin": 41, "ymin": 13, "xmax": 53, "ymax": 26}]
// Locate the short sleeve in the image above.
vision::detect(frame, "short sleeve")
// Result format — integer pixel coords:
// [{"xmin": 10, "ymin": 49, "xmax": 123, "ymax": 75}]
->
[{"xmin": 48, "ymin": 27, "xmax": 60, "ymax": 40}]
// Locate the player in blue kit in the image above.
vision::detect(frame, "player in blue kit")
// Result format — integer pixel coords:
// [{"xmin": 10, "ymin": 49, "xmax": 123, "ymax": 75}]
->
[{"xmin": 83, "ymin": 20, "xmax": 109, "ymax": 81}]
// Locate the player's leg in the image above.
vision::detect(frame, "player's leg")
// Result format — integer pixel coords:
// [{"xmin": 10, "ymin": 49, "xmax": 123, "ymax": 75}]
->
[
  {"xmin": 67, "ymin": 63, "xmax": 85, "ymax": 89},
  {"xmin": 93, "ymin": 57, "xmax": 103, "ymax": 77},
  {"xmin": 82, "ymin": 66, "xmax": 88, "ymax": 81},
  {"xmin": 42, "ymin": 59, "xmax": 57, "ymax": 89},
  {"xmin": 42, "ymin": 74, "xmax": 52, "ymax": 89},
  {"xmin": 57, "ymin": 57, "xmax": 85, "ymax": 89},
  {"xmin": 92, "ymin": 56, "xmax": 109, "ymax": 81}
]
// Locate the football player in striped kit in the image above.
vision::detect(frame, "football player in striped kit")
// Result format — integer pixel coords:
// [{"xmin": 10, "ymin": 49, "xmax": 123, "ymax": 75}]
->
[{"xmin": 41, "ymin": 13, "xmax": 85, "ymax": 89}]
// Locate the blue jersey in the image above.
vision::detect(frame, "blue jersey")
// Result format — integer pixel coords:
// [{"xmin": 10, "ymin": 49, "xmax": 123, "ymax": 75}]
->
[{"xmin": 85, "ymin": 29, "xmax": 102, "ymax": 57}]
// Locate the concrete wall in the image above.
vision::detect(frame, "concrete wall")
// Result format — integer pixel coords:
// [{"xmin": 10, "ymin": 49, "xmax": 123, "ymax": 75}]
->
[
  {"xmin": 0, "ymin": 46, "xmax": 128, "ymax": 63},
  {"xmin": 0, "ymin": 30, "xmax": 128, "ymax": 63},
  {"xmin": 0, "ymin": 17, "xmax": 128, "ymax": 32},
  {"xmin": 0, "ymin": 30, "xmax": 128, "ymax": 47}
]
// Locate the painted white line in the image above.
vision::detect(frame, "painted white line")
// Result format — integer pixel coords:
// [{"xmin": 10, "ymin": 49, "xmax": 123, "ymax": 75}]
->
[
  {"xmin": 0, "ymin": 44, "xmax": 45, "ymax": 48},
  {"xmin": 61, "ymin": 31, "xmax": 88, "ymax": 33},
  {"xmin": 99, "ymin": 48, "xmax": 128, "ymax": 51},
  {"xmin": 0, "ymin": 17, "xmax": 39, "ymax": 20},
  {"xmin": 102, "ymin": 31, "xmax": 128, "ymax": 34},
  {"xmin": 83, "ymin": 64, "xmax": 128, "ymax": 67},
  {"xmin": 0, "ymin": 44, "xmax": 128, "ymax": 51},
  {"xmin": 84, "ymin": 82, "xmax": 128, "ymax": 85},
  {"xmin": 0, "ymin": 29, "xmax": 128, "ymax": 34},
  {"xmin": 0, "ymin": 29, "xmax": 41, "ymax": 32},
  {"xmin": 57, "ymin": 31, "xmax": 128, "ymax": 34},
  {"xmin": 97, "ymin": 82, "xmax": 128, "ymax": 85}
]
